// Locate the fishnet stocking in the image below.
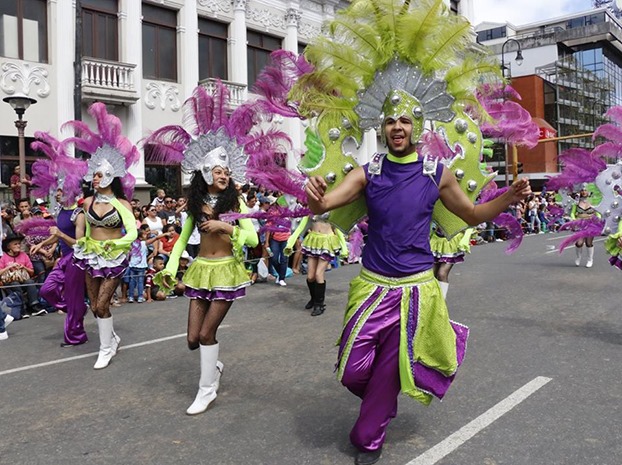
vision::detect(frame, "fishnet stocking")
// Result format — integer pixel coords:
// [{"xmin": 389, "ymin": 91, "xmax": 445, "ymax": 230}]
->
[
  {"xmin": 86, "ymin": 274, "xmax": 121, "ymax": 318},
  {"xmin": 187, "ymin": 299, "xmax": 233, "ymax": 349}
]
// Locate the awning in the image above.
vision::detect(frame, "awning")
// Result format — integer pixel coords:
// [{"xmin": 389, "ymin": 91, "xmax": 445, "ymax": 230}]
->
[{"xmin": 532, "ymin": 117, "xmax": 557, "ymax": 140}]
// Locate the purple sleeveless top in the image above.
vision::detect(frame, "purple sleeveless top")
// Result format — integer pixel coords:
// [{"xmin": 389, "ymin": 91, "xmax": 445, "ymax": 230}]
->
[
  {"xmin": 57, "ymin": 208, "xmax": 80, "ymax": 256},
  {"xmin": 361, "ymin": 155, "xmax": 443, "ymax": 277}
]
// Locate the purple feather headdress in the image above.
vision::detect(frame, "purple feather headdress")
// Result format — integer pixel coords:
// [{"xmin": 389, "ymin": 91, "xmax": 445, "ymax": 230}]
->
[
  {"xmin": 62, "ymin": 102, "xmax": 140, "ymax": 199},
  {"xmin": 545, "ymin": 148, "xmax": 606, "ymax": 192},
  {"xmin": 145, "ymin": 83, "xmax": 291, "ymax": 187},
  {"xmin": 477, "ymin": 84, "xmax": 539, "ymax": 148},
  {"xmin": 592, "ymin": 106, "xmax": 622, "ymax": 160},
  {"xmin": 30, "ymin": 131, "xmax": 87, "ymax": 207},
  {"xmin": 252, "ymin": 50, "xmax": 314, "ymax": 119}
]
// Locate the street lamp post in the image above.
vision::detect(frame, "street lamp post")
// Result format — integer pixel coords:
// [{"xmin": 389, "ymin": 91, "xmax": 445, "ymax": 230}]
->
[
  {"xmin": 500, "ymin": 38, "xmax": 524, "ymax": 186},
  {"xmin": 3, "ymin": 94, "xmax": 37, "ymax": 198}
]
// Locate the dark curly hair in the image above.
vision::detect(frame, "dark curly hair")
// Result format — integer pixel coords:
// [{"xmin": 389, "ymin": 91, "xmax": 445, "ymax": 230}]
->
[{"xmin": 186, "ymin": 171, "xmax": 239, "ymax": 224}]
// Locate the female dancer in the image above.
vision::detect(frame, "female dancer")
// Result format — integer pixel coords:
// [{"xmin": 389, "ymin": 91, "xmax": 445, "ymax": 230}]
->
[
  {"xmin": 571, "ymin": 185, "xmax": 598, "ymax": 268},
  {"xmin": 147, "ymin": 83, "xmax": 286, "ymax": 414},
  {"xmin": 155, "ymin": 165, "xmax": 257, "ymax": 414},
  {"xmin": 66, "ymin": 103, "xmax": 139, "ymax": 369},
  {"xmin": 286, "ymin": 215, "xmax": 347, "ymax": 316}
]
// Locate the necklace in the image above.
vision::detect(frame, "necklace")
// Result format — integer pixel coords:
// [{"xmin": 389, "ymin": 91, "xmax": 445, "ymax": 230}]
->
[
  {"xmin": 203, "ymin": 193, "xmax": 220, "ymax": 208},
  {"xmin": 94, "ymin": 192, "xmax": 116, "ymax": 204}
]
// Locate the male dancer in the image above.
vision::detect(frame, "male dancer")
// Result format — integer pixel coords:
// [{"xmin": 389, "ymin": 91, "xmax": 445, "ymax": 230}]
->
[
  {"xmin": 31, "ymin": 189, "xmax": 87, "ymax": 346},
  {"xmin": 306, "ymin": 112, "xmax": 531, "ymax": 465}
]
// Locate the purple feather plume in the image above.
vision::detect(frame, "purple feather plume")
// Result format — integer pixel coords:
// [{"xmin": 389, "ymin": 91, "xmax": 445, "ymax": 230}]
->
[
  {"xmin": 220, "ymin": 205, "xmax": 311, "ymax": 225},
  {"xmin": 417, "ymin": 131, "xmax": 457, "ymax": 161},
  {"xmin": 253, "ymin": 50, "xmax": 313, "ymax": 119},
  {"xmin": 347, "ymin": 226, "xmax": 364, "ymax": 263},
  {"xmin": 14, "ymin": 217, "xmax": 56, "ymax": 237},
  {"xmin": 30, "ymin": 131, "xmax": 87, "ymax": 206},
  {"xmin": 477, "ymin": 184, "xmax": 509, "ymax": 204},
  {"xmin": 545, "ymin": 148, "xmax": 606, "ymax": 191},
  {"xmin": 143, "ymin": 125, "xmax": 190, "ymax": 165},
  {"xmin": 478, "ymin": 84, "xmax": 539, "ymax": 148},
  {"xmin": 558, "ymin": 217, "xmax": 605, "ymax": 252},
  {"xmin": 546, "ymin": 205, "xmax": 565, "ymax": 223},
  {"xmin": 492, "ymin": 212, "xmax": 524, "ymax": 254}
]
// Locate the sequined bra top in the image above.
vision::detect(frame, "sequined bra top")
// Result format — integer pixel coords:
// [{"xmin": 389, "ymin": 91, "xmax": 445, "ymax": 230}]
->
[
  {"xmin": 576, "ymin": 203, "xmax": 597, "ymax": 217},
  {"xmin": 86, "ymin": 203, "xmax": 123, "ymax": 229}
]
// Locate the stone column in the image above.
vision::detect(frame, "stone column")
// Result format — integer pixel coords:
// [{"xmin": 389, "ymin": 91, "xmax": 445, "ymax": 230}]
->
[
  {"xmin": 283, "ymin": 5, "xmax": 303, "ymax": 169},
  {"xmin": 121, "ymin": 0, "xmax": 147, "ymax": 189},
  {"xmin": 180, "ymin": 0, "xmax": 199, "ymax": 99},
  {"xmin": 54, "ymin": 0, "xmax": 75, "ymax": 135},
  {"xmin": 230, "ymin": 0, "xmax": 248, "ymax": 86}
]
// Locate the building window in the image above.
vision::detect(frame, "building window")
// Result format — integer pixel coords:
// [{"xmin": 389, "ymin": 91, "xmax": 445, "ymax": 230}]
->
[
  {"xmin": 0, "ymin": 0, "xmax": 47, "ymax": 62},
  {"xmin": 82, "ymin": 0, "xmax": 118, "ymax": 61},
  {"xmin": 144, "ymin": 144, "xmax": 182, "ymax": 197},
  {"xmin": 0, "ymin": 135, "xmax": 39, "ymax": 187},
  {"xmin": 198, "ymin": 18, "xmax": 228, "ymax": 81},
  {"xmin": 477, "ymin": 26, "xmax": 506, "ymax": 43},
  {"xmin": 142, "ymin": 3, "xmax": 177, "ymax": 81},
  {"xmin": 247, "ymin": 30, "xmax": 281, "ymax": 89}
]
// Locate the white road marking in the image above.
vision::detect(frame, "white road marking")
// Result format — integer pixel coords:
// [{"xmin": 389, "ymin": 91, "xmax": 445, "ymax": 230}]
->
[
  {"xmin": 0, "ymin": 326, "xmax": 230, "ymax": 377},
  {"xmin": 406, "ymin": 376, "xmax": 553, "ymax": 465}
]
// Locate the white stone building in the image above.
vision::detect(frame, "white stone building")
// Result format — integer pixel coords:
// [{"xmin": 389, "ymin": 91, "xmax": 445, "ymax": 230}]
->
[{"xmin": 0, "ymin": 0, "xmax": 475, "ymax": 202}]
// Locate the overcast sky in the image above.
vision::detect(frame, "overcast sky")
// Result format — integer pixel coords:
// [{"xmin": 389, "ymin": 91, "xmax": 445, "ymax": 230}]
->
[{"xmin": 472, "ymin": 0, "xmax": 602, "ymax": 26}]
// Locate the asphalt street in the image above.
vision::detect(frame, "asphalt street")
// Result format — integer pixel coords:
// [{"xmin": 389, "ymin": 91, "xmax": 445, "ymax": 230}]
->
[{"xmin": 1, "ymin": 232, "xmax": 620, "ymax": 465}]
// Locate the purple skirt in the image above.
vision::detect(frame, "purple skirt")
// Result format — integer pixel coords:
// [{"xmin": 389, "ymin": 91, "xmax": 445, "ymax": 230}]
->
[
  {"xmin": 74, "ymin": 257, "xmax": 128, "ymax": 279},
  {"xmin": 184, "ymin": 286, "xmax": 246, "ymax": 301}
]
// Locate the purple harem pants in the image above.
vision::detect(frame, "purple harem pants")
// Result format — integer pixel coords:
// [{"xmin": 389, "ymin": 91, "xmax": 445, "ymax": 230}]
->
[
  {"xmin": 337, "ymin": 268, "xmax": 468, "ymax": 453},
  {"xmin": 40, "ymin": 253, "xmax": 87, "ymax": 345}
]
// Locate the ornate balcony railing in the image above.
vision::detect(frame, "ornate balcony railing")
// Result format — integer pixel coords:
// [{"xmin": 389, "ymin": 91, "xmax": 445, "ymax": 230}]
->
[
  {"xmin": 81, "ymin": 57, "xmax": 139, "ymax": 105},
  {"xmin": 198, "ymin": 78, "xmax": 247, "ymax": 108}
]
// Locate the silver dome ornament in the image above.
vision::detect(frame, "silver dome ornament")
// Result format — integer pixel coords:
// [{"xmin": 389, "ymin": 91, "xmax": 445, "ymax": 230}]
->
[
  {"xmin": 325, "ymin": 172, "xmax": 337, "ymax": 184},
  {"xmin": 606, "ymin": 179, "xmax": 612, "ymax": 185},
  {"xmin": 328, "ymin": 128, "xmax": 341, "ymax": 141},
  {"xmin": 604, "ymin": 226, "xmax": 612, "ymax": 234},
  {"xmin": 412, "ymin": 106, "xmax": 423, "ymax": 119},
  {"xmin": 342, "ymin": 163, "xmax": 354, "ymax": 174},
  {"xmin": 612, "ymin": 201, "xmax": 619, "ymax": 209},
  {"xmin": 604, "ymin": 209, "xmax": 612, "ymax": 217},
  {"xmin": 390, "ymin": 93, "xmax": 401, "ymax": 105},
  {"xmin": 615, "ymin": 216, "xmax": 621, "ymax": 222},
  {"xmin": 454, "ymin": 119, "xmax": 468, "ymax": 134},
  {"xmin": 342, "ymin": 118, "xmax": 352, "ymax": 129},
  {"xmin": 612, "ymin": 171, "xmax": 621, "ymax": 180},
  {"xmin": 454, "ymin": 169, "xmax": 465, "ymax": 180},
  {"xmin": 467, "ymin": 132, "xmax": 478, "ymax": 144},
  {"xmin": 467, "ymin": 180, "xmax": 477, "ymax": 192}
]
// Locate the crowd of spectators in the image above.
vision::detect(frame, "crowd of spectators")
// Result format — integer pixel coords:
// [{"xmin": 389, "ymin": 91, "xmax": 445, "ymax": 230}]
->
[
  {"xmin": 473, "ymin": 190, "xmax": 566, "ymax": 244},
  {"xmin": 0, "ymin": 182, "xmax": 574, "ymax": 341}
]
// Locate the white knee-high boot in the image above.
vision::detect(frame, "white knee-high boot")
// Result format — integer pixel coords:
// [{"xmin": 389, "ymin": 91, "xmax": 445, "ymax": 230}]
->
[
  {"xmin": 94, "ymin": 317, "xmax": 116, "ymax": 370},
  {"xmin": 438, "ymin": 281, "xmax": 449, "ymax": 299},
  {"xmin": 186, "ymin": 343, "xmax": 224, "ymax": 415},
  {"xmin": 575, "ymin": 247, "xmax": 583, "ymax": 266},
  {"xmin": 585, "ymin": 247, "xmax": 594, "ymax": 268}
]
